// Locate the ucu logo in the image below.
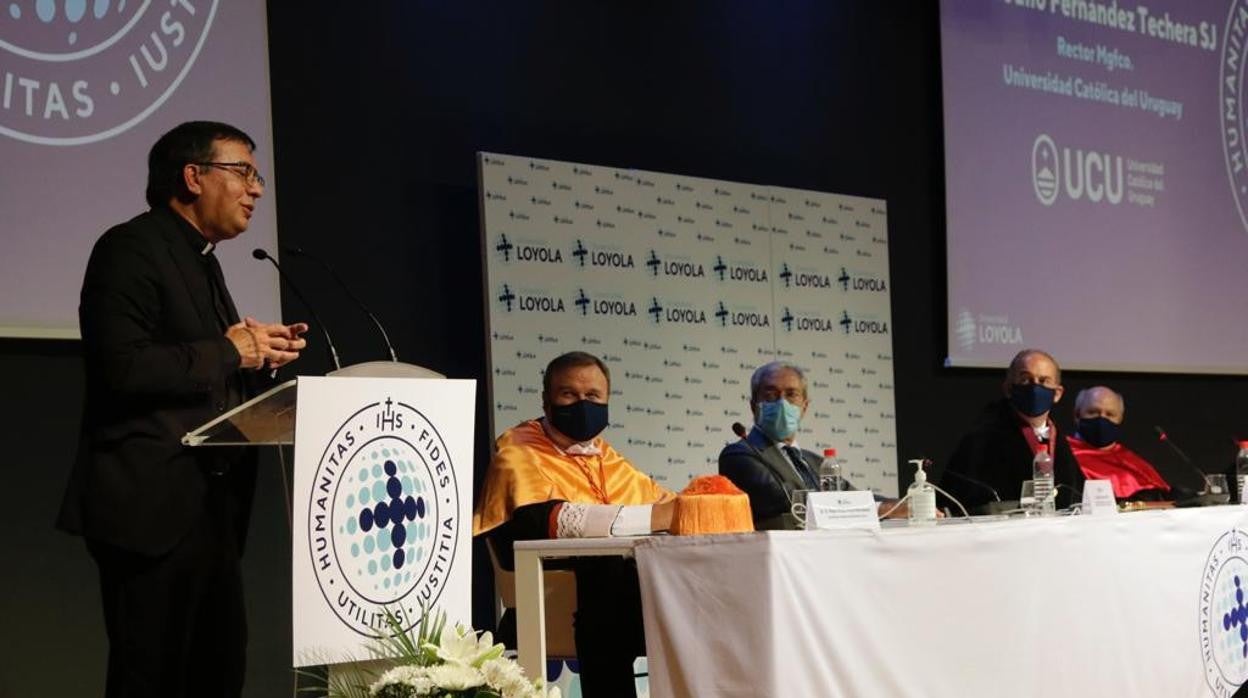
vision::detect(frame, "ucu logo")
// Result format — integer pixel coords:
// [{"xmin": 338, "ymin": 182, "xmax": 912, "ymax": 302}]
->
[{"xmin": 1032, "ymin": 133, "xmax": 1123, "ymax": 207}]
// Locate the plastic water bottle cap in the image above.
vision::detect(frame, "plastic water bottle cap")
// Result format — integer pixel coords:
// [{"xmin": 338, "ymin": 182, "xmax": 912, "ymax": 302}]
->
[
  {"xmin": 1238, "ymin": 440, "xmax": 1248, "ymax": 450},
  {"xmin": 823, "ymin": 448, "xmax": 837, "ymax": 457}
]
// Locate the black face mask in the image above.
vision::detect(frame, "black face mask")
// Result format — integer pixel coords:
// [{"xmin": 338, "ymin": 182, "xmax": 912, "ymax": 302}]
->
[
  {"xmin": 548, "ymin": 399, "xmax": 609, "ymax": 442},
  {"xmin": 1009, "ymin": 383, "xmax": 1056, "ymax": 418},
  {"xmin": 1077, "ymin": 416, "xmax": 1121, "ymax": 448}
]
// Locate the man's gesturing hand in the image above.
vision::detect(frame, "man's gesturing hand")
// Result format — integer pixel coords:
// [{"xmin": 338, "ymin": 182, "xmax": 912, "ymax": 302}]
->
[{"xmin": 225, "ymin": 317, "xmax": 309, "ymax": 369}]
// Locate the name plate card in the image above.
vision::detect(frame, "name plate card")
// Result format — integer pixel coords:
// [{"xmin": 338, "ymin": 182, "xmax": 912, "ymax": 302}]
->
[
  {"xmin": 1082, "ymin": 480, "xmax": 1118, "ymax": 516},
  {"xmin": 806, "ymin": 491, "xmax": 881, "ymax": 531}
]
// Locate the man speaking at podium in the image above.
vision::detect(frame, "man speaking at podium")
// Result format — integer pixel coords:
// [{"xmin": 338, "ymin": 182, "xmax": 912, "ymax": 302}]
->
[{"xmin": 57, "ymin": 122, "xmax": 307, "ymax": 697}]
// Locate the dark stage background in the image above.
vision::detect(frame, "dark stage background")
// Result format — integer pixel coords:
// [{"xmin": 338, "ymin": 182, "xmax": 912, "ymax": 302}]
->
[{"xmin": 1, "ymin": 2, "xmax": 1242, "ymax": 695}]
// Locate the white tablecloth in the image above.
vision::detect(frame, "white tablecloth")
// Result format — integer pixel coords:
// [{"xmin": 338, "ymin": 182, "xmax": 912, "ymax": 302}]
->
[{"xmin": 635, "ymin": 507, "xmax": 1248, "ymax": 698}]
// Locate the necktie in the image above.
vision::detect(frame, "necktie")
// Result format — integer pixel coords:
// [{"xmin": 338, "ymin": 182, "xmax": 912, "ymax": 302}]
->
[{"xmin": 783, "ymin": 445, "xmax": 819, "ymax": 490}]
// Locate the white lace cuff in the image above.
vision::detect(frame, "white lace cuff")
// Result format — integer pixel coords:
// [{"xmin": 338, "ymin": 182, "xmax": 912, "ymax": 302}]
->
[
  {"xmin": 555, "ymin": 503, "xmax": 622, "ymax": 538},
  {"xmin": 609, "ymin": 505, "xmax": 653, "ymax": 536}
]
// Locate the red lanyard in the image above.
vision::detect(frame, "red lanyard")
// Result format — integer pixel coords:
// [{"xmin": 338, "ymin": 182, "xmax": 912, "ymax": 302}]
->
[{"xmin": 1020, "ymin": 418, "xmax": 1056, "ymax": 456}]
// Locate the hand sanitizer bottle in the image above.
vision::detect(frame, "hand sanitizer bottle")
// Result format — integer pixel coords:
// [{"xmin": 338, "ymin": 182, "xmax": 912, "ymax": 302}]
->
[{"xmin": 907, "ymin": 459, "xmax": 937, "ymax": 526}]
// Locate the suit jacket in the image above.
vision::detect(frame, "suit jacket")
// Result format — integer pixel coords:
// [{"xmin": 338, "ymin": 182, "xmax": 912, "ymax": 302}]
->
[
  {"xmin": 939, "ymin": 398, "xmax": 1086, "ymax": 512},
  {"xmin": 58, "ymin": 207, "xmax": 262, "ymax": 556},
  {"xmin": 719, "ymin": 426, "xmax": 843, "ymax": 530}
]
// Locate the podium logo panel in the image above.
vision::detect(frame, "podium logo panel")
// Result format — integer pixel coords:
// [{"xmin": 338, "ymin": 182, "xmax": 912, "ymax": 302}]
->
[
  {"xmin": 306, "ymin": 398, "xmax": 461, "ymax": 638},
  {"xmin": 1199, "ymin": 528, "xmax": 1248, "ymax": 697}
]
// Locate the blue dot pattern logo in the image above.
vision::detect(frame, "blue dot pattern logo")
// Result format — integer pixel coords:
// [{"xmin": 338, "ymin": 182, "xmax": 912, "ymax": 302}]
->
[
  {"xmin": 335, "ymin": 442, "xmax": 436, "ymax": 601},
  {"xmin": 1200, "ymin": 530, "xmax": 1248, "ymax": 696},
  {"xmin": 357, "ymin": 459, "xmax": 424, "ymax": 572},
  {"xmin": 309, "ymin": 398, "xmax": 460, "ymax": 637},
  {"xmin": 1225, "ymin": 576, "xmax": 1248, "ymax": 658}
]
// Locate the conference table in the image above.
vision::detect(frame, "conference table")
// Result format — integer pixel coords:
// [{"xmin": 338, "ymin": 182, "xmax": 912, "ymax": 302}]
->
[{"xmin": 515, "ymin": 506, "xmax": 1248, "ymax": 697}]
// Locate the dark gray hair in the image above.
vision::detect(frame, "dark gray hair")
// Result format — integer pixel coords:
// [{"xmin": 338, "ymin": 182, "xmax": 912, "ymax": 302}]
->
[{"xmin": 749, "ymin": 360, "xmax": 807, "ymax": 402}]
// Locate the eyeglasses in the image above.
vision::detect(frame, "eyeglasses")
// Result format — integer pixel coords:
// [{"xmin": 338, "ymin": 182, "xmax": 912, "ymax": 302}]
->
[
  {"xmin": 757, "ymin": 387, "xmax": 807, "ymax": 404},
  {"xmin": 196, "ymin": 161, "xmax": 266, "ymax": 188}
]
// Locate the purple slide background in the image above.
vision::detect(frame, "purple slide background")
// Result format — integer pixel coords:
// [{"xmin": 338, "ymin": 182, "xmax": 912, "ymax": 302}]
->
[
  {"xmin": 942, "ymin": 1, "xmax": 1248, "ymax": 373},
  {"xmin": 0, "ymin": 0, "xmax": 279, "ymax": 337}
]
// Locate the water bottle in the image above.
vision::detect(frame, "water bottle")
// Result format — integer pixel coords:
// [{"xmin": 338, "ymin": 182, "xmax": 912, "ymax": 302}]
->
[
  {"xmin": 1032, "ymin": 449, "xmax": 1055, "ymax": 515},
  {"xmin": 907, "ymin": 459, "xmax": 937, "ymax": 526},
  {"xmin": 1236, "ymin": 441, "xmax": 1248, "ymax": 504},
  {"xmin": 819, "ymin": 448, "xmax": 842, "ymax": 492}
]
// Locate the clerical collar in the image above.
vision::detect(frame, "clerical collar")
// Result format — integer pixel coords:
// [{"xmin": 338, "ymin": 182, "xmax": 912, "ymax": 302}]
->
[{"xmin": 162, "ymin": 206, "xmax": 215, "ymax": 257}]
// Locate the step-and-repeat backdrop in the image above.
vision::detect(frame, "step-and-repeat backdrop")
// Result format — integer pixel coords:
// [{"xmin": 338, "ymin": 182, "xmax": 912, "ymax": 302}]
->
[{"xmin": 479, "ymin": 153, "xmax": 897, "ymax": 495}]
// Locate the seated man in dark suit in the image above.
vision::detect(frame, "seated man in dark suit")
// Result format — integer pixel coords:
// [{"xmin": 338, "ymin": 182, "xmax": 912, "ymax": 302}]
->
[
  {"xmin": 939, "ymin": 348, "xmax": 1087, "ymax": 513},
  {"xmin": 718, "ymin": 360, "xmax": 906, "ymax": 529}
]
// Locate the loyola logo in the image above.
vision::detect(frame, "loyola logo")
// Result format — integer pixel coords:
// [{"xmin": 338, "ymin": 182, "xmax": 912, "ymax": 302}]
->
[
  {"xmin": 497, "ymin": 284, "xmax": 565, "ymax": 313},
  {"xmin": 572, "ymin": 239, "xmax": 635, "ymax": 269},
  {"xmin": 779, "ymin": 307, "xmax": 838, "ymax": 333},
  {"xmin": 716, "ymin": 301, "xmax": 769, "ymax": 328},
  {"xmin": 713, "ymin": 255, "xmax": 768, "ymax": 283},
  {"xmin": 837, "ymin": 266, "xmax": 888, "ymax": 293},
  {"xmin": 494, "ymin": 233, "xmax": 563, "ymax": 263},
  {"xmin": 648, "ymin": 297, "xmax": 706, "ymax": 325},
  {"xmin": 575, "ymin": 288, "xmax": 636, "ymax": 317}
]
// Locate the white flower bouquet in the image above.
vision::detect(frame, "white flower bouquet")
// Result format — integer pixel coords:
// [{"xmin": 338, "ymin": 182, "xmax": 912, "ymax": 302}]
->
[{"xmin": 308, "ymin": 606, "xmax": 558, "ymax": 698}]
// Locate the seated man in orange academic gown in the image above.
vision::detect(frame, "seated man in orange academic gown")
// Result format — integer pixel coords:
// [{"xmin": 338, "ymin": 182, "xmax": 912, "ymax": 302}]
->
[
  {"xmin": 1066, "ymin": 386, "xmax": 1171, "ymax": 501},
  {"xmin": 474, "ymin": 351, "xmax": 674, "ymax": 698}
]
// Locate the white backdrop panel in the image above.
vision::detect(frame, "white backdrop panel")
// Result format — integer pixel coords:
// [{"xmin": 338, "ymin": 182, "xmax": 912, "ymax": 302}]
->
[{"xmin": 480, "ymin": 153, "xmax": 897, "ymax": 494}]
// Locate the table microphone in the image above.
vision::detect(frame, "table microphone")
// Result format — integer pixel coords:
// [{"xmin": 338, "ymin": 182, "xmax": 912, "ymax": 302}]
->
[
  {"xmin": 731, "ymin": 422, "xmax": 768, "ymax": 461},
  {"xmin": 283, "ymin": 245, "xmax": 398, "ymax": 362},
  {"xmin": 1154, "ymin": 425, "xmax": 1208, "ymax": 494},
  {"xmin": 937, "ymin": 468, "xmax": 1001, "ymax": 502},
  {"xmin": 252, "ymin": 248, "xmax": 341, "ymax": 371}
]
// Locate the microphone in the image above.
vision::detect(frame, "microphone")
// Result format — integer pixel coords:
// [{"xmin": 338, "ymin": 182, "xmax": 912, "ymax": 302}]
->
[
  {"xmin": 252, "ymin": 248, "xmax": 341, "ymax": 371},
  {"xmin": 731, "ymin": 422, "xmax": 769, "ymax": 460},
  {"xmin": 282, "ymin": 245, "xmax": 398, "ymax": 362},
  {"xmin": 1154, "ymin": 425, "xmax": 1208, "ymax": 496},
  {"xmin": 1054, "ymin": 482, "xmax": 1083, "ymax": 508},
  {"xmin": 937, "ymin": 467, "xmax": 1002, "ymax": 502}
]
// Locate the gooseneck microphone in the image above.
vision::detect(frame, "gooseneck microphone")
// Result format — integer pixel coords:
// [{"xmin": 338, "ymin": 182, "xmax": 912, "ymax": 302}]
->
[
  {"xmin": 282, "ymin": 245, "xmax": 398, "ymax": 362},
  {"xmin": 938, "ymin": 467, "xmax": 1002, "ymax": 502},
  {"xmin": 252, "ymin": 248, "xmax": 341, "ymax": 371},
  {"xmin": 731, "ymin": 422, "xmax": 768, "ymax": 459},
  {"xmin": 1155, "ymin": 425, "xmax": 1211, "ymax": 495}
]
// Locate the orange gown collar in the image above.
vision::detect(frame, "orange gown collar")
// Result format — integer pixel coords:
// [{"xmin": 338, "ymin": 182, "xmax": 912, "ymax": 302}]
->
[{"xmin": 472, "ymin": 419, "xmax": 671, "ymax": 536}]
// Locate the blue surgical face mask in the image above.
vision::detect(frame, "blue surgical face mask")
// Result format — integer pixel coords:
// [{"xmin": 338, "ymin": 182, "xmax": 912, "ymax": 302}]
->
[
  {"xmin": 1009, "ymin": 383, "xmax": 1056, "ymax": 418},
  {"xmin": 1077, "ymin": 416, "xmax": 1121, "ymax": 448},
  {"xmin": 757, "ymin": 399, "xmax": 802, "ymax": 442}
]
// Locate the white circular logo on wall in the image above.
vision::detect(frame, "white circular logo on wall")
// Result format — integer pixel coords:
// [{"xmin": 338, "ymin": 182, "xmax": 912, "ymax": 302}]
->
[
  {"xmin": 307, "ymin": 398, "xmax": 461, "ymax": 637},
  {"xmin": 1032, "ymin": 134, "xmax": 1059, "ymax": 206},
  {"xmin": 0, "ymin": 0, "xmax": 217, "ymax": 146},
  {"xmin": 1222, "ymin": 0, "xmax": 1248, "ymax": 236}
]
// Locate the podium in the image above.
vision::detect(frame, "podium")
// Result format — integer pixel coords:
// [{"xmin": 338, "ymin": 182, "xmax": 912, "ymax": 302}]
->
[
  {"xmin": 182, "ymin": 361, "xmax": 445, "ymax": 448},
  {"xmin": 180, "ymin": 361, "xmax": 476, "ymax": 674}
]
